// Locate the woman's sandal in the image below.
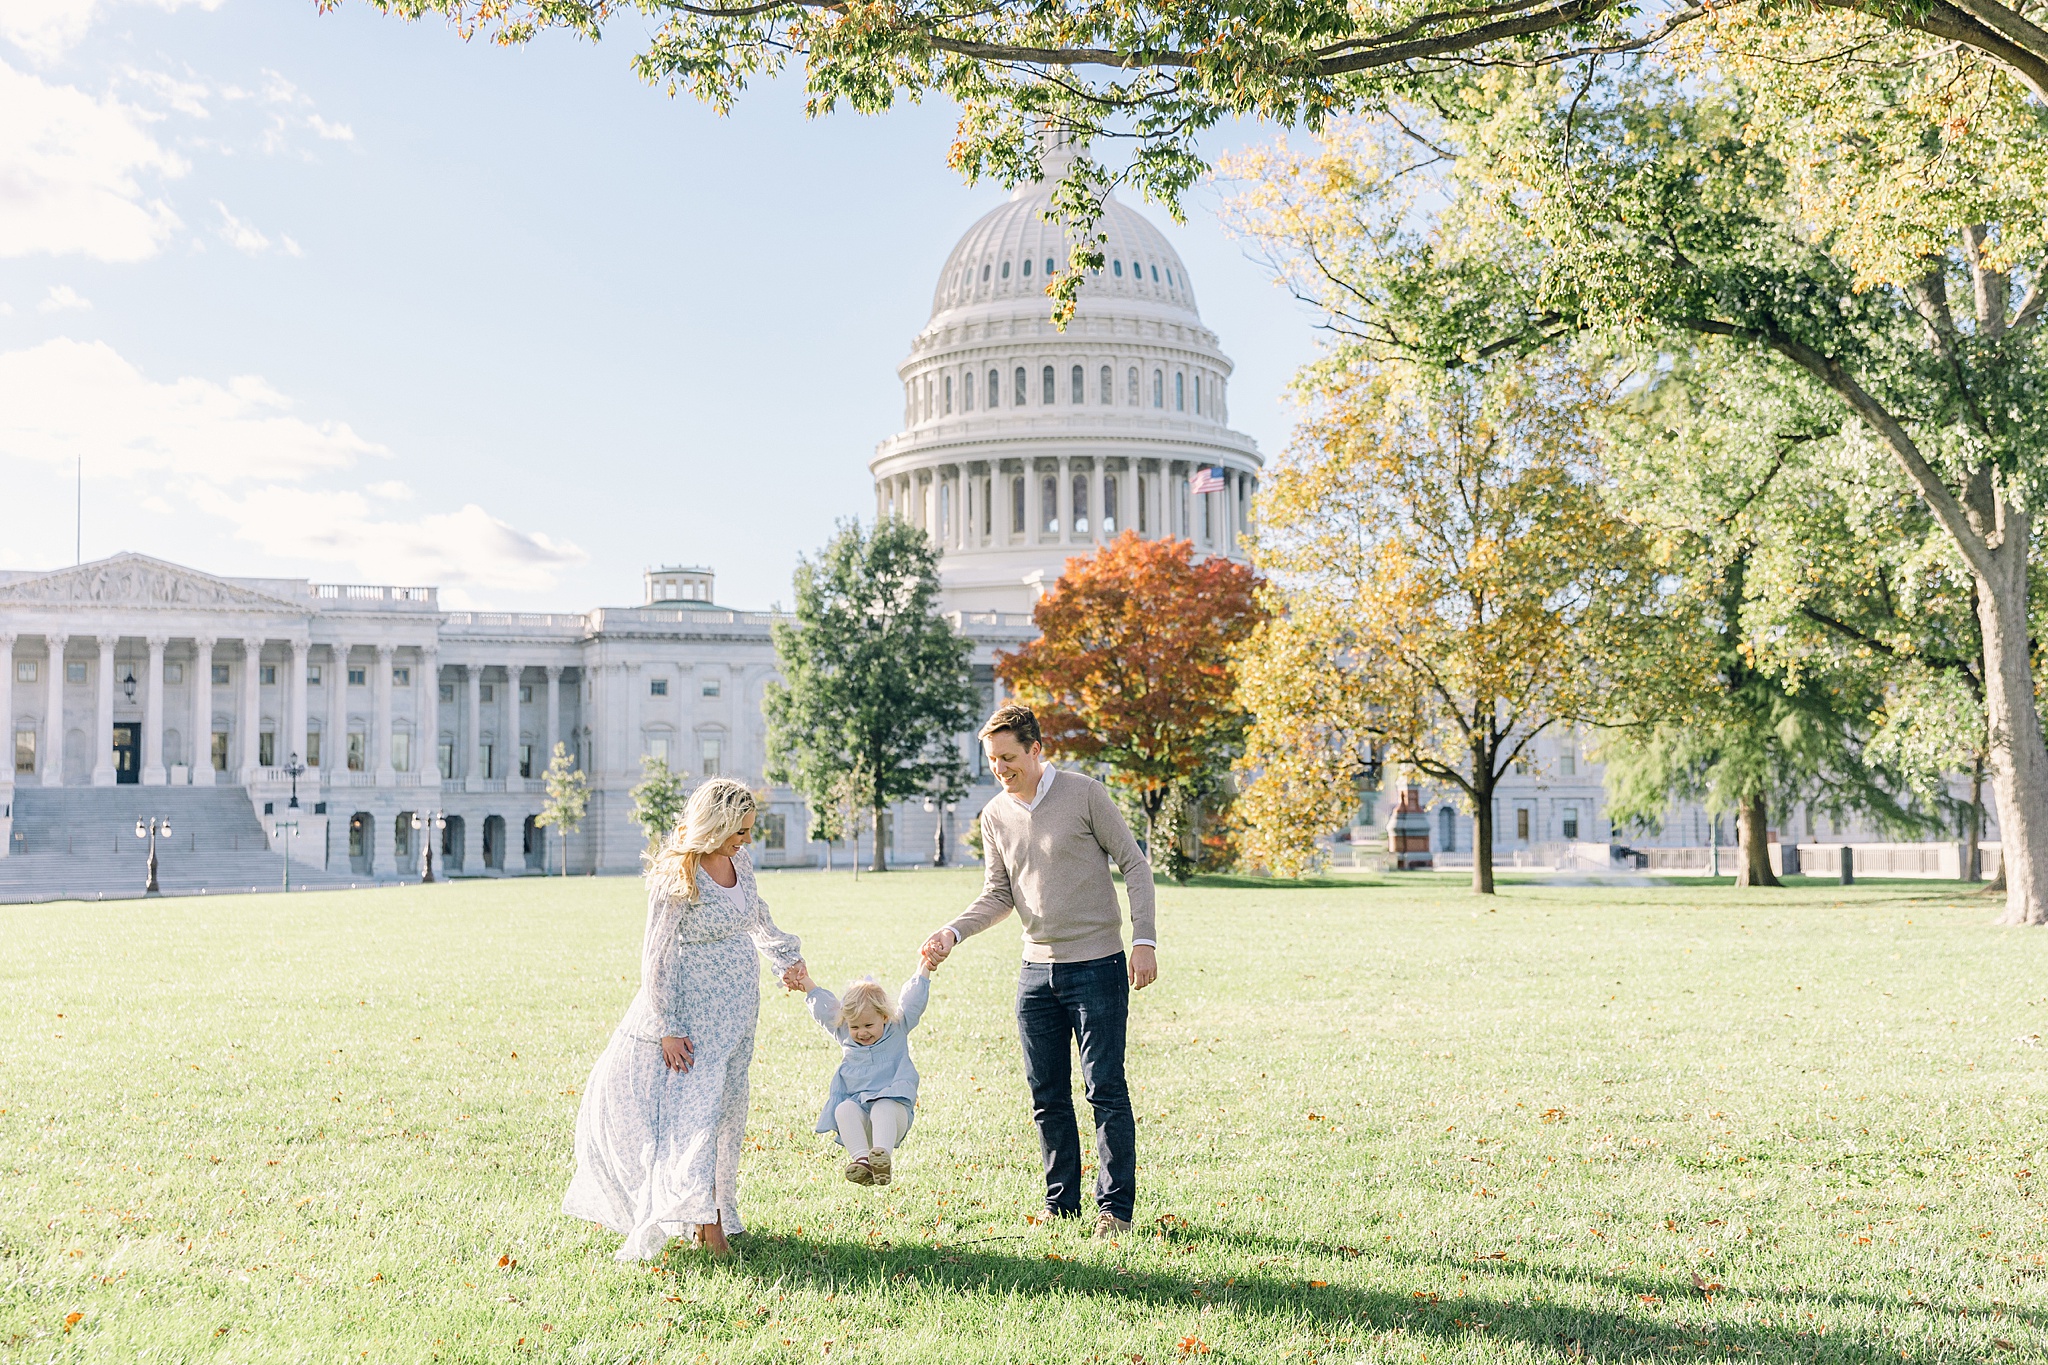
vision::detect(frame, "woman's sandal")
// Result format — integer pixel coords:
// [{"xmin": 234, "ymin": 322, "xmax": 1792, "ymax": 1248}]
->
[{"xmin": 843, "ymin": 1155, "xmax": 873, "ymax": 1185}]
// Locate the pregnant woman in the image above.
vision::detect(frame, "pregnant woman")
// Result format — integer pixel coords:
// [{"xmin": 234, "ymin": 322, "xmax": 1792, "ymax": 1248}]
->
[{"xmin": 563, "ymin": 777, "xmax": 806, "ymax": 1259}]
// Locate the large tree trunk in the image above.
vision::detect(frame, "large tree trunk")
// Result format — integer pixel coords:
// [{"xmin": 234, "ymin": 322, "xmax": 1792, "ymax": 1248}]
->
[
  {"xmin": 1471, "ymin": 793, "xmax": 1495, "ymax": 895},
  {"xmin": 870, "ymin": 804, "xmax": 889, "ymax": 872},
  {"xmin": 1734, "ymin": 792, "xmax": 1782, "ymax": 888},
  {"xmin": 1977, "ymin": 535, "xmax": 2048, "ymax": 923}
]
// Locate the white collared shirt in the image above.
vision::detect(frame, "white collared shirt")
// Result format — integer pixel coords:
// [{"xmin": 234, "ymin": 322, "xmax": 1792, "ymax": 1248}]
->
[{"xmin": 1013, "ymin": 762, "xmax": 1057, "ymax": 811}]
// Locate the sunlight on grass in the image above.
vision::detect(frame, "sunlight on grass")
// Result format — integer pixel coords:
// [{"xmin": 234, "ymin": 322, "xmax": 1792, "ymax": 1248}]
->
[{"xmin": 4, "ymin": 871, "xmax": 2046, "ymax": 1361}]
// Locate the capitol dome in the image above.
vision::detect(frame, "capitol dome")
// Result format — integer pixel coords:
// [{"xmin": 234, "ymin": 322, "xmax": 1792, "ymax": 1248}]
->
[{"xmin": 872, "ymin": 168, "xmax": 1262, "ymax": 617}]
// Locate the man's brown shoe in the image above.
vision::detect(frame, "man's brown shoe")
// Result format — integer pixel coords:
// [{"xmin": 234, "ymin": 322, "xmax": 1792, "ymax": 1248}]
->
[{"xmin": 1094, "ymin": 1213, "xmax": 1133, "ymax": 1240}]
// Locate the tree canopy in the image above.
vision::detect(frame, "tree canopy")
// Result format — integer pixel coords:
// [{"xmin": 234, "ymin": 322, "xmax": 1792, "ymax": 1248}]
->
[
  {"xmin": 997, "ymin": 530, "xmax": 1264, "ymax": 853},
  {"xmin": 764, "ymin": 518, "xmax": 975, "ymax": 871}
]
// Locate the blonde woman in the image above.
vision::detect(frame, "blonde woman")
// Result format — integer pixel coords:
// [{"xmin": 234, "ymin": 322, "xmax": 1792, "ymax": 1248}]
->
[{"xmin": 563, "ymin": 777, "xmax": 806, "ymax": 1259}]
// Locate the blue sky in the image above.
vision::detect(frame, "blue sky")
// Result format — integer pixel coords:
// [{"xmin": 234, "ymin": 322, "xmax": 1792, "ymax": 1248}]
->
[{"xmin": 0, "ymin": 0, "xmax": 1320, "ymax": 610}]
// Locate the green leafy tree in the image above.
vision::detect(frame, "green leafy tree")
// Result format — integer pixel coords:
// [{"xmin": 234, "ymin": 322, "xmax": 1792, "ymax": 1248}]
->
[
  {"xmin": 765, "ymin": 518, "xmax": 975, "ymax": 873},
  {"xmin": 627, "ymin": 755, "xmax": 690, "ymax": 856},
  {"xmin": 535, "ymin": 742, "xmax": 590, "ymax": 877},
  {"xmin": 1217, "ymin": 44, "xmax": 2048, "ymax": 922}
]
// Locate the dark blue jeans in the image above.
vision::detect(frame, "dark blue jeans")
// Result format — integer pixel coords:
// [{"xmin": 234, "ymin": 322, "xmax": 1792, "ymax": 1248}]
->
[{"xmin": 1017, "ymin": 952, "xmax": 1135, "ymax": 1222}]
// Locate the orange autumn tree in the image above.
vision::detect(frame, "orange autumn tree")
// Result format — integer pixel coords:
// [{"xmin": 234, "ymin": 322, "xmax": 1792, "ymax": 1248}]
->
[{"xmin": 997, "ymin": 531, "xmax": 1265, "ymax": 863}]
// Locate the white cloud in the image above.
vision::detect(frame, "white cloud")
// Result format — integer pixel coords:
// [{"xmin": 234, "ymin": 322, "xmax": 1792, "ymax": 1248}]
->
[
  {"xmin": 195, "ymin": 490, "xmax": 588, "ymax": 591},
  {"xmin": 0, "ymin": 59, "xmax": 185, "ymax": 260},
  {"xmin": 0, "ymin": 337, "xmax": 378, "ymax": 481},
  {"xmin": 37, "ymin": 283, "xmax": 90, "ymax": 311},
  {"xmin": 212, "ymin": 199, "xmax": 266, "ymax": 253},
  {"xmin": 2, "ymin": 0, "xmax": 226, "ymax": 65},
  {"xmin": 307, "ymin": 114, "xmax": 354, "ymax": 142},
  {"xmin": 0, "ymin": 338, "xmax": 588, "ymax": 591}
]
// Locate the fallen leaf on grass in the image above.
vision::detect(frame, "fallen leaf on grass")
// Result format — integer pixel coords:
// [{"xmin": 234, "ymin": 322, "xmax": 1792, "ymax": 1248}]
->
[
  {"xmin": 1176, "ymin": 1336, "xmax": 1210, "ymax": 1356},
  {"xmin": 1541, "ymin": 1108, "xmax": 1569, "ymax": 1124},
  {"xmin": 496, "ymin": 1254, "xmax": 516, "ymax": 1269},
  {"xmin": 1994, "ymin": 1341, "xmax": 2015, "ymax": 1352},
  {"xmin": 1308, "ymin": 1280, "xmax": 1328, "ymax": 1288},
  {"xmin": 63, "ymin": 1313, "xmax": 83, "ymax": 1332},
  {"xmin": 1690, "ymin": 1273, "xmax": 1723, "ymax": 1297},
  {"xmin": 1413, "ymin": 1291, "xmax": 1440, "ymax": 1303},
  {"xmin": 1476, "ymin": 1251, "xmax": 1507, "ymax": 1260},
  {"xmin": 1639, "ymin": 1294, "xmax": 1662, "ymax": 1306}
]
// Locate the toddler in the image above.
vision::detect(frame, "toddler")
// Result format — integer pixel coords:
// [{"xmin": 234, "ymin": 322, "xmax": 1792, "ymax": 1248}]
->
[{"xmin": 795, "ymin": 963, "xmax": 929, "ymax": 1186}]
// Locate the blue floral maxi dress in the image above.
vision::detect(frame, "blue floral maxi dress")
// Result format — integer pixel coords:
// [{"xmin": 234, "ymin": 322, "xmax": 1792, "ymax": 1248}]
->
[{"xmin": 563, "ymin": 847, "xmax": 803, "ymax": 1260}]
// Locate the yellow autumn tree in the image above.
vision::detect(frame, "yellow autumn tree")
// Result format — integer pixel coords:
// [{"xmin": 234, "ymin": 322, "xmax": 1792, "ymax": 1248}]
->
[{"xmin": 1234, "ymin": 356, "xmax": 1648, "ymax": 892}]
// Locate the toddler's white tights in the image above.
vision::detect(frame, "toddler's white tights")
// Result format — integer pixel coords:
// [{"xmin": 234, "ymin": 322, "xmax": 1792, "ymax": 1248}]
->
[{"xmin": 835, "ymin": 1097, "xmax": 907, "ymax": 1154}]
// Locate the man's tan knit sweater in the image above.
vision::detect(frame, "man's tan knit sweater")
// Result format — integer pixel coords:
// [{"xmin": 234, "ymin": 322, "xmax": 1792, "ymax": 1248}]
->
[{"xmin": 945, "ymin": 768, "xmax": 1157, "ymax": 964}]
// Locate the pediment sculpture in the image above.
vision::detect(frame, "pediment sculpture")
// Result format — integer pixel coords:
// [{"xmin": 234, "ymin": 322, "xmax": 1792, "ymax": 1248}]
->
[{"xmin": 0, "ymin": 553, "xmax": 303, "ymax": 612}]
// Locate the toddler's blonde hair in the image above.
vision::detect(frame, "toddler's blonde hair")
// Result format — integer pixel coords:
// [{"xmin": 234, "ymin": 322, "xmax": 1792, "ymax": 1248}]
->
[{"xmin": 835, "ymin": 978, "xmax": 897, "ymax": 1028}]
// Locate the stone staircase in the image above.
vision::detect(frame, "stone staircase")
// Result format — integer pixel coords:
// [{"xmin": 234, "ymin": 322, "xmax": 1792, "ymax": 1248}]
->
[{"xmin": 0, "ymin": 786, "xmax": 372, "ymax": 902}]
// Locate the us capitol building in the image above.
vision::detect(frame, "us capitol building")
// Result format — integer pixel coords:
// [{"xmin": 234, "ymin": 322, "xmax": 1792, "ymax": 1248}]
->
[{"xmin": 0, "ymin": 167, "xmax": 1293, "ymax": 890}]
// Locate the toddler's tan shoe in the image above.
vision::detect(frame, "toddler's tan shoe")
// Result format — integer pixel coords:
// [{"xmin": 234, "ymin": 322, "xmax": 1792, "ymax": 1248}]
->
[
  {"xmin": 843, "ymin": 1156, "xmax": 873, "ymax": 1185},
  {"xmin": 869, "ymin": 1148, "xmax": 892, "ymax": 1186}
]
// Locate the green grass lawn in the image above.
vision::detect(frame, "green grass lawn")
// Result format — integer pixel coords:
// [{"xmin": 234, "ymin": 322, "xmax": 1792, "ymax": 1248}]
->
[{"xmin": 5, "ymin": 870, "xmax": 2048, "ymax": 1363}]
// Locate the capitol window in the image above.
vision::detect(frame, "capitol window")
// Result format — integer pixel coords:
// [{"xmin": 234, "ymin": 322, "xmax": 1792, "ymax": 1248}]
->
[
  {"xmin": 15, "ymin": 728, "xmax": 34, "ymax": 774},
  {"xmin": 1046, "ymin": 257, "xmax": 1055, "ymax": 275},
  {"xmin": 963, "ymin": 370, "xmax": 974, "ymax": 411},
  {"xmin": 260, "ymin": 664, "xmax": 277, "ymax": 686},
  {"xmin": 1194, "ymin": 372, "xmax": 1202, "ymax": 415},
  {"xmin": 393, "ymin": 666, "xmax": 410, "ymax": 687},
  {"xmin": 650, "ymin": 677, "xmax": 668, "ymax": 696},
  {"xmin": 1001, "ymin": 261, "xmax": 1011, "ymax": 279},
  {"xmin": 1022, "ymin": 258, "xmax": 1031, "ymax": 277},
  {"xmin": 1175, "ymin": 372, "xmax": 1185, "ymax": 411},
  {"xmin": 1152, "ymin": 370, "xmax": 1164, "ymax": 407},
  {"xmin": 1073, "ymin": 474, "xmax": 1089, "ymax": 535},
  {"xmin": 988, "ymin": 368, "xmax": 1000, "ymax": 407},
  {"xmin": 702, "ymin": 677, "xmax": 721, "ymax": 697},
  {"xmin": 1103, "ymin": 475, "xmax": 1119, "ymax": 534},
  {"xmin": 981, "ymin": 263, "xmax": 990, "ymax": 281},
  {"xmin": 1127, "ymin": 367, "xmax": 1138, "ymax": 405},
  {"xmin": 1071, "ymin": 365, "xmax": 1083, "ymax": 403},
  {"xmin": 1041, "ymin": 366, "xmax": 1054, "ymax": 404},
  {"xmin": 1132, "ymin": 260, "xmax": 1142, "ymax": 279},
  {"xmin": 1113, "ymin": 260, "xmax": 1123, "ymax": 277},
  {"xmin": 1011, "ymin": 475, "xmax": 1026, "ymax": 533},
  {"xmin": 1014, "ymin": 367, "xmax": 1026, "ymax": 405},
  {"xmin": 944, "ymin": 374, "xmax": 953, "ymax": 413},
  {"xmin": 68, "ymin": 661, "xmax": 87, "ymax": 684},
  {"xmin": 1099, "ymin": 365, "xmax": 1112, "ymax": 404},
  {"xmin": 1137, "ymin": 475, "xmax": 1150, "ymax": 534},
  {"xmin": 15, "ymin": 660, "xmax": 34, "ymax": 684},
  {"xmin": 211, "ymin": 662, "xmax": 228, "ymax": 686},
  {"xmin": 1151, "ymin": 264, "xmax": 1160, "ymax": 281},
  {"xmin": 1041, "ymin": 474, "xmax": 1059, "ymax": 534}
]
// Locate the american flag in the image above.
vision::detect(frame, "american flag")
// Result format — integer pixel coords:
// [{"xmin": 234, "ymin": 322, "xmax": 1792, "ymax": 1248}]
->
[{"xmin": 1190, "ymin": 466, "xmax": 1227, "ymax": 495}]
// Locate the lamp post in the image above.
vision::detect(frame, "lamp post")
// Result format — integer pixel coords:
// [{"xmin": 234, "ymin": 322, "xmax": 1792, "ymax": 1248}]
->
[
  {"xmin": 413, "ymin": 809, "xmax": 447, "ymax": 883},
  {"xmin": 922, "ymin": 793, "xmax": 955, "ymax": 867},
  {"xmin": 273, "ymin": 819, "xmax": 300, "ymax": 892},
  {"xmin": 135, "ymin": 816, "xmax": 170, "ymax": 895},
  {"xmin": 284, "ymin": 752, "xmax": 306, "ymax": 809}
]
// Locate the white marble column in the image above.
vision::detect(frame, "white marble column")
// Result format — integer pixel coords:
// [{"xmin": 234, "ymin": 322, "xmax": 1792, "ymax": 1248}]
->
[
  {"xmin": 504, "ymin": 661, "xmax": 523, "ymax": 791},
  {"xmin": 0, "ymin": 633, "xmax": 13, "ymax": 788},
  {"xmin": 624, "ymin": 661, "xmax": 642, "ymax": 775},
  {"xmin": 238, "ymin": 637, "xmax": 262, "ymax": 784},
  {"xmin": 1090, "ymin": 463, "xmax": 1106, "ymax": 544},
  {"xmin": 141, "ymin": 634, "xmax": 167, "ymax": 785},
  {"xmin": 91, "ymin": 634, "xmax": 117, "ymax": 786},
  {"xmin": 1025, "ymin": 464, "xmax": 1042, "ymax": 543},
  {"xmin": 373, "ymin": 644, "xmax": 395, "ymax": 786},
  {"xmin": 43, "ymin": 634, "xmax": 66, "ymax": 787},
  {"xmin": 326, "ymin": 643, "xmax": 350, "ymax": 783},
  {"xmin": 544, "ymin": 665, "xmax": 562, "ymax": 774},
  {"xmin": 421, "ymin": 646, "xmax": 441, "ymax": 785},
  {"xmin": 466, "ymin": 664, "xmax": 483, "ymax": 790},
  {"xmin": 288, "ymin": 638, "xmax": 310, "ymax": 774},
  {"xmin": 1056, "ymin": 456, "xmax": 1072, "ymax": 542},
  {"xmin": 191, "ymin": 637, "xmax": 214, "ymax": 786}
]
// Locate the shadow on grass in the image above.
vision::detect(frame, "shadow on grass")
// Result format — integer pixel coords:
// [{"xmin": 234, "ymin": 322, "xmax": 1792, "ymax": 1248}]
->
[
  {"xmin": 695, "ymin": 1224, "xmax": 2001, "ymax": 1363},
  {"xmin": 1155, "ymin": 873, "xmax": 1385, "ymax": 891}
]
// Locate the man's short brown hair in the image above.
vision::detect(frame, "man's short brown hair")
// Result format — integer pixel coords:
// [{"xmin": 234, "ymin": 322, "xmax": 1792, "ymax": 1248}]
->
[{"xmin": 978, "ymin": 703, "xmax": 1042, "ymax": 749}]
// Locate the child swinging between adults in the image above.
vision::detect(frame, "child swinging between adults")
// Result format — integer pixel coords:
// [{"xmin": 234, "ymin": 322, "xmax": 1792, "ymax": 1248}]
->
[{"xmin": 920, "ymin": 704, "xmax": 1159, "ymax": 1238}]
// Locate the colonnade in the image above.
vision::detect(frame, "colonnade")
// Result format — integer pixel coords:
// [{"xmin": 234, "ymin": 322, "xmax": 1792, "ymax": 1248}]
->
[{"xmin": 877, "ymin": 456, "xmax": 1256, "ymax": 558}]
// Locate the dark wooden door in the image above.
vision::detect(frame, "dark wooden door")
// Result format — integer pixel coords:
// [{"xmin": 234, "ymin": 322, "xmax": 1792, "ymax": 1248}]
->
[{"xmin": 112, "ymin": 724, "xmax": 140, "ymax": 784}]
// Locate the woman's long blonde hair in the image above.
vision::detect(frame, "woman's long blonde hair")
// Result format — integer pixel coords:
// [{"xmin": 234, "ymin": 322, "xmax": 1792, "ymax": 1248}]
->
[{"xmin": 647, "ymin": 777, "xmax": 758, "ymax": 902}]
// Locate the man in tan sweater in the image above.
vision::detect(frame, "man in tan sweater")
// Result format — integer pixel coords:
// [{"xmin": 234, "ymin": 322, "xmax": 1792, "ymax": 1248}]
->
[{"xmin": 921, "ymin": 704, "xmax": 1157, "ymax": 1237}]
